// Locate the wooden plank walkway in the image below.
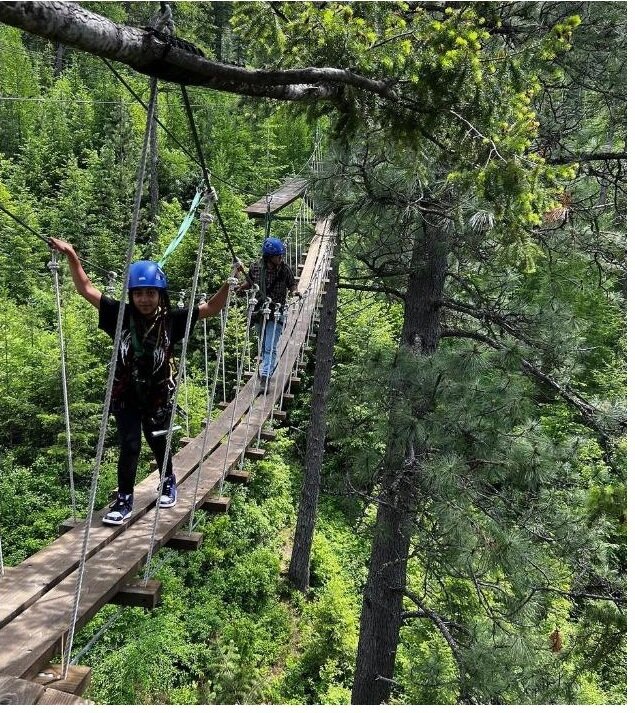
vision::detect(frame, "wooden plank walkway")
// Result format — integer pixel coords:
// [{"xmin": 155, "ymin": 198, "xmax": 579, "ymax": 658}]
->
[
  {"xmin": 0, "ymin": 228, "xmax": 326, "ymax": 629},
  {"xmin": 0, "ymin": 218, "xmax": 334, "ymax": 684},
  {"xmin": 245, "ymin": 176, "xmax": 307, "ymax": 218},
  {"xmin": 0, "ymin": 673, "xmax": 87, "ymax": 704}
]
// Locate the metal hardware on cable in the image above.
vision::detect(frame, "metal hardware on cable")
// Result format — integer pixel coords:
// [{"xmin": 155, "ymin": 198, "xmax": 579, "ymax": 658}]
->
[
  {"xmin": 48, "ymin": 250, "xmax": 77, "ymax": 522},
  {"xmin": 63, "ymin": 77, "xmax": 160, "ymax": 679},
  {"xmin": 105, "ymin": 271, "xmax": 117, "ymax": 297}
]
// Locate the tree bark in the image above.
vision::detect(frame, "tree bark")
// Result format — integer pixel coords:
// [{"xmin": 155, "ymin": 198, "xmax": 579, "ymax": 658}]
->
[
  {"xmin": 0, "ymin": 2, "xmax": 398, "ymax": 103},
  {"xmin": 288, "ymin": 239, "xmax": 340, "ymax": 591},
  {"xmin": 351, "ymin": 221, "xmax": 447, "ymax": 704},
  {"xmin": 53, "ymin": 41, "xmax": 64, "ymax": 76}
]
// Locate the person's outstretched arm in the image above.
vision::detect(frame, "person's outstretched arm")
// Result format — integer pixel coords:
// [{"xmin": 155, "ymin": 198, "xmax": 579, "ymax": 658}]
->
[
  {"xmin": 49, "ymin": 238, "xmax": 102, "ymax": 309},
  {"xmin": 198, "ymin": 262, "xmax": 245, "ymax": 319}
]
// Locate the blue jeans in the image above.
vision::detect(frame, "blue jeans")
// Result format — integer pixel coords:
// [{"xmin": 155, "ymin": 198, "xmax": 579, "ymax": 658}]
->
[{"xmin": 260, "ymin": 318, "xmax": 284, "ymax": 378}]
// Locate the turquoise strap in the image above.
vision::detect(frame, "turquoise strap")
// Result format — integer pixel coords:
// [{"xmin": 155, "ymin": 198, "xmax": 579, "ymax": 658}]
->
[{"xmin": 158, "ymin": 189, "xmax": 203, "ymax": 268}]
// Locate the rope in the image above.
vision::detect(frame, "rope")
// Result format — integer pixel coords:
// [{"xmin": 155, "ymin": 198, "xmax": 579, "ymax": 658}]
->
[
  {"xmin": 0, "ymin": 529, "xmax": 4, "ymax": 576},
  {"xmin": 200, "ymin": 293, "xmax": 210, "ymax": 395},
  {"xmin": 48, "ymin": 251, "xmax": 77, "ymax": 522},
  {"xmin": 220, "ymin": 309, "xmax": 227, "ymax": 404},
  {"xmin": 62, "ymin": 77, "xmax": 160, "ymax": 679},
  {"xmin": 143, "ymin": 190, "xmax": 216, "ymax": 584},
  {"xmin": 187, "ymin": 281, "xmax": 235, "ymax": 534},
  {"xmin": 255, "ymin": 303, "xmax": 282, "ymax": 449},
  {"xmin": 176, "ymin": 291, "xmax": 190, "ymax": 436},
  {"xmin": 221, "ymin": 296, "xmax": 267, "ymax": 486},
  {"xmin": 271, "ymin": 302, "xmax": 292, "ymax": 426},
  {"xmin": 70, "ymin": 549, "xmax": 179, "ymax": 665},
  {"xmin": 0, "ymin": 203, "xmax": 51, "ymax": 245},
  {"xmin": 238, "ymin": 297, "xmax": 270, "ymax": 469},
  {"xmin": 179, "ymin": 85, "xmax": 239, "ymax": 263}
]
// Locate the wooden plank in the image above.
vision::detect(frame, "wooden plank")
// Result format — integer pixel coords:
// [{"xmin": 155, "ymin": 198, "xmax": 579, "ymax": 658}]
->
[
  {"xmin": 58, "ymin": 517, "xmax": 83, "ymax": 536},
  {"xmin": 201, "ymin": 496, "xmax": 231, "ymax": 513},
  {"xmin": 165, "ymin": 531, "xmax": 203, "ymax": 551},
  {"xmin": 226, "ymin": 469, "xmax": 251, "ymax": 485},
  {"xmin": 0, "ymin": 409, "xmax": 291, "ymax": 678},
  {"xmin": 260, "ymin": 428, "xmax": 276, "ymax": 441},
  {"xmin": 179, "ymin": 436, "xmax": 194, "ymax": 447},
  {"xmin": 37, "ymin": 687, "xmax": 87, "ymax": 705},
  {"xmin": 0, "ymin": 673, "xmax": 44, "ymax": 704},
  {"xmin": 0, "ymin": 221, "xmax": 335, "ymax": 678},
  {"xmin": 245, "ymin": 177, "xmax": 307, "ymax": 218},
  {"xmin": 289, "ymin": 375, "xmax": 301, "ymax": 391},
  {"xmin": 273, "ymin": 409, "xmax": 287, "ymax": 420},
  {"xmin": 111, "ymin": 579, "xmax": 162, "ymax": 609},
  {"xmin": 245, "ymin": 447, "xmax": 266, "ymax": 460},
  {"xmin": 32, "ymin": 665, "xmax": 91, "ymax": 697},
  {"xmin": 0, "ymin": 370, "xmax": 264, "ymax": 628}
]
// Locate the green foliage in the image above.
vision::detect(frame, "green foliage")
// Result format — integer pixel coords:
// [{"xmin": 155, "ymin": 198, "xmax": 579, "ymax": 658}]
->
[{"xmin": 0, "ymin": 2, "xmax": 625, "ymax": 707}]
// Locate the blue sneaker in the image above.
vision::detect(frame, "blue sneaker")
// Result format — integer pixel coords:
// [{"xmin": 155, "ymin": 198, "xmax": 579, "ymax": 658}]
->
[
  {"xmin": 103, "ymin": 493, "xmax": 133, "ymax": 525},
  {"xmin": 160, "ymin": 474, "xmax": 177, "ymax": 508}
]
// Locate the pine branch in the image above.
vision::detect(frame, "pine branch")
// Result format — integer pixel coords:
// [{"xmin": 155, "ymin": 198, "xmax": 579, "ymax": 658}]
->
[
  {"xmin": 337, "ymin": 282, "xmax": 405, "ymax": 299},
  {"xmin": 546, "ymin": 151, "xmax": 627, "ymax": 165},
  {"xmin": 438, "ymin": 329, "xmax": 625, "ymax": 445},
  {"xmin": 401, "ymin": 591, "xmax": 463, "ymax": 659}
]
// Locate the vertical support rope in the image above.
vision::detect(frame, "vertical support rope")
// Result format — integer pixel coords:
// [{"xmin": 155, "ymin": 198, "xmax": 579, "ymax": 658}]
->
[
  {"xmin": 48, "ymin": 250, "xmax": 77, "ymax": 522},
  {"xmin": 268, "ymin": 302, "xmax": 289, "ymax": 427},
  {"xmin": 187, "ymin": 282, "xmax": 236, "ymax": 534},
  {"xmin": 238, "ymin": 300, "xmax": 270, "ymax": 469},
  {"xmin": 200, "ymin": 293, "xmax": 209, "ymax": 395},
  {"xmin": 272, "ymin": 301, "xmax": 295, "ymax": 424},
  {"xmin": 256, "ymin": 303, "xmax": 281, "ymax": 448},
  {"xmin": 143, "ymin": 190, "xmax": 216, "ymax": 583},
  {"xmin": 0, "ymin": 529, "xmax": 4, "ymax": 576},
  {"xmin": 221, "ymin": 297, "xmax": 269, "ymax": 485},
  {"xmin": 63, "ymin": 77, "xmax": 159, "ymax": 677}
]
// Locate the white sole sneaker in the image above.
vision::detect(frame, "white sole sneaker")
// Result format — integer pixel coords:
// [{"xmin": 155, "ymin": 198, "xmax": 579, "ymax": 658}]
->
[{"xmin": 102, "ymin": 510, "xmax": 132, "ymax": 525}]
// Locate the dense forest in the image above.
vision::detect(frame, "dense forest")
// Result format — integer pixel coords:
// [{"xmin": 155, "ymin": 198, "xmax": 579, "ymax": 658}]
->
[{"xmin": 0, "ymin": 1, "xmax": 626, "ymax": 705}]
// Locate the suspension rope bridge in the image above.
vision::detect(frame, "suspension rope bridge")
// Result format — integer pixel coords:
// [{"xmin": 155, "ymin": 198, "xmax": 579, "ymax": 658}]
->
[{"xmin": 0, "ymin": 188, "xmax": 334, "ymax": 702}]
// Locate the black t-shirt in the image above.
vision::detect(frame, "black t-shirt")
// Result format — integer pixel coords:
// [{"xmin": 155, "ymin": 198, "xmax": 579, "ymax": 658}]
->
[{"xmin": 98, "ymin": 296, "xmax": 199, "ymax": 413}]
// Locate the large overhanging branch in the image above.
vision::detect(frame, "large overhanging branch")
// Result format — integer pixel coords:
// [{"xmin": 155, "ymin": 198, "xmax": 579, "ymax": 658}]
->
[{"xmin": 0, "ymin": 1, "xmax": 400, "ymax": 103}]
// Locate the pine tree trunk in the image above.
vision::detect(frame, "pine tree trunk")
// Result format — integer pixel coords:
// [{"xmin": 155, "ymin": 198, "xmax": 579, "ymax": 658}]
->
[
  {"xmin": 351, "ymin": 221, "xmax": 447, "ymax": 704},
  {"xmin": 288, "ymin": 241, "xmax": 340, "ymax": 591}
]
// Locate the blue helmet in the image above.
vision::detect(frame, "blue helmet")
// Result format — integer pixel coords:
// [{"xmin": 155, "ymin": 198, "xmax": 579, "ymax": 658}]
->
[
  {"xmin": 128, "ymin": 261, "xmax": 168, "ymax": 290},
  {"xmin": 262, "ymin": 237, "xmax": 285, "ymax": 257}
]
